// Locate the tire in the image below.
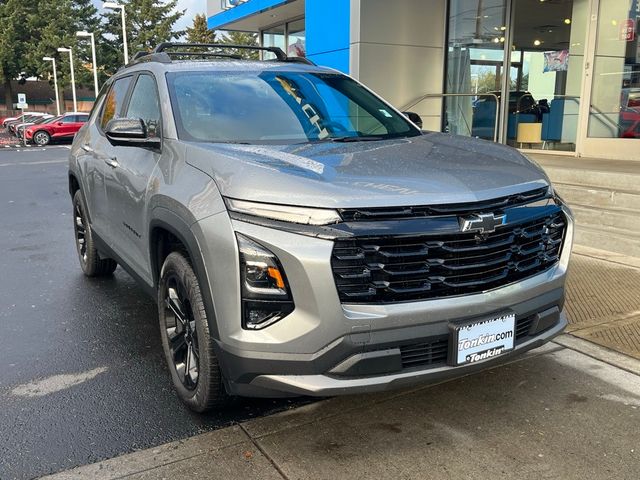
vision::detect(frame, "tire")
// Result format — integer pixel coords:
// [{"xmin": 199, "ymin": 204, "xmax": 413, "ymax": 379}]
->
[
  {"xmin": 72, "ymin": 190, "xmax": 117, "ymax": 277},
  {"xmin": 158, "ymin": 251, "xmax": 228, "ymax": 412},
  {"xmin": 33, "ymin": 130, "xmax": 50, "ymax": 146}
]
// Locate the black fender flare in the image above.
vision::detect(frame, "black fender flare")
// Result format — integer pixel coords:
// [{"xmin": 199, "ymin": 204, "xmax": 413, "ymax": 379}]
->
[{"xmin": 149, "ymin": 207, "xmax": 220, "ymax": 340}]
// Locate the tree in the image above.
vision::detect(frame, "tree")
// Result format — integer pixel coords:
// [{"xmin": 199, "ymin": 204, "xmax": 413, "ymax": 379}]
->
[
  {"xmin": 0, "ymin": 1, "xmax": 34, "ymax": 109},
  {"xmin": 186, "ymin": 14, "xmax": 215, "ymax": 44},
  {"xmin": 219, "ymin": 31, "xmax": 260, "ymax": 59},
  {"xmin": 0, "ymin": 0, "xmax": 102, "ymax": 110},
  {"xmin": 102, "ymin": 0, "xmax": 185, "ymax": 71},
  {"xmin": 29, "ymin": 0, "xmax": 103, "ymax": 95}
]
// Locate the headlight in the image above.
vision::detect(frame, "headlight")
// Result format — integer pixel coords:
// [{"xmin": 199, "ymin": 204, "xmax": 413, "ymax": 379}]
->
[
  {"xmin": 237, "ymin": 233, "xmax": 294, "ymax": 330},
  {"xmin": 226, "ymin": 198, "xmax": 341, "ymax": 225}
]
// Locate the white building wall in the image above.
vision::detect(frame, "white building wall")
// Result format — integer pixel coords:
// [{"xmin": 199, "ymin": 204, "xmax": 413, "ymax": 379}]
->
[{"xmin": 349, "ymin": 0, "xmax": 447, "ymax": 131}]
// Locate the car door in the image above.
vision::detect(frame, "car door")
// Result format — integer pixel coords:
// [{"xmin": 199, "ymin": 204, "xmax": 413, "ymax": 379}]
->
[
  {"xmin": 54, "ymin": 115, "xmax": 76, "ymax": 138},
  {"xmin": 102, "ymin": 72, "xmax": 163, "ymax": 282},
  {"xmin": 85, "ymin": 75, "xmax": 134, "ymax": 246}
]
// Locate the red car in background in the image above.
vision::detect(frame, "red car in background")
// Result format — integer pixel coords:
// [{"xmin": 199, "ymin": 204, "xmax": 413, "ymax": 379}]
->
[{"xmin": 25, "ymin": 112, "xmax": 89, "ymax": 146}]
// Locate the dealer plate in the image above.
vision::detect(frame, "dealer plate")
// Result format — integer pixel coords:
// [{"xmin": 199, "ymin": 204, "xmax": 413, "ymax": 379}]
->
[{"xmin": 451, "ymin": 314, "xmax": 515, "ymax": 366}]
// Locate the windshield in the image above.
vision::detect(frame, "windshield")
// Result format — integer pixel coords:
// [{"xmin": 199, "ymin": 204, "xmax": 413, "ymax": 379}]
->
[{"xmin": 166, "ymin": 70, "xmax": 420, "ymax": 144}]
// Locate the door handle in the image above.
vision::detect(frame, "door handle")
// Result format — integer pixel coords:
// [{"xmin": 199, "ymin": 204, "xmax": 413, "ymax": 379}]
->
[
  {"xmin": 82, "ymin": 143, "xmax": 94, "ymax": 153},
  {"xmin": 104, "ymin": 157, "xmax": 119, "ymax": 169}
]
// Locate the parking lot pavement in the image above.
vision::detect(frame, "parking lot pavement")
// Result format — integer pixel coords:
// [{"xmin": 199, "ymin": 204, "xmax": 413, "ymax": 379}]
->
[
  {"xmin": 44, "ymin": 339, "xmax": 640, "ymax": 480},
  {"xmin": 0, "ymin": 148, "xmax": 309, "ymax": 480}
]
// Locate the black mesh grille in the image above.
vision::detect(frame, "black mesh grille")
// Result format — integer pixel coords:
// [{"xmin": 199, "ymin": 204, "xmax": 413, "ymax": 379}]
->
[
  {"xmin": 331, "ymin": 211, "xmax": 566, "ymax": 304},
  {"xmin": 399, "ymin": 314, "xmax": 538, "ymax": 369},
  {"xmin": 339, "ymin": 187, "xmax": 549, "ymax": 222}
]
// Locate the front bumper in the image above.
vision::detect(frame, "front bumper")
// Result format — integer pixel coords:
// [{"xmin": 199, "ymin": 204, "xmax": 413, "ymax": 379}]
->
[
  {"xmin": 248, "ymin": 314, "xmax": 566, "ymax": 396},
  {"xmin": 193, "ymin": 205, "xmax": 574, "ymax": 398}
]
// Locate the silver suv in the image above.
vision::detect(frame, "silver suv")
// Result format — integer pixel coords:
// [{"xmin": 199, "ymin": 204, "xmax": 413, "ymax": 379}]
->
[{"xmin": 69, "ymin": 43, "xmax": 573, "ymax": 412}]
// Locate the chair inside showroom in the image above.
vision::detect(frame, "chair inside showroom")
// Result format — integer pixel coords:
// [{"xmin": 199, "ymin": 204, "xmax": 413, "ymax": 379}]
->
[
  {"xmin": 541, "ymin": 98, "xmax": 566, "ymax": 149},
  {"xmin": 471, "ymin": 99, "xmax": 497, "ymax": 140}
]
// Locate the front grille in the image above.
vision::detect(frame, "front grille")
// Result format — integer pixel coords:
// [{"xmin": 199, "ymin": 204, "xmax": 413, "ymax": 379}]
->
[
  {"xmin": 331, "ymin": 210, "xmax": 566, "ymax": 303},
  {"xmin": 339, "ymin": 187, "xmax": 549, "ymax": 221},
  {"xmin": 398, "ymin": 315, "xmax": 538, "ymax": 369}
]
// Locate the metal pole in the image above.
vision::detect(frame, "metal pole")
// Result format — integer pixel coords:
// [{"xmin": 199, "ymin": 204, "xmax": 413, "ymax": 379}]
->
[
  {"xmin": 121, "ymin": 6, "xmax": 129, "ymax": 65},
  {"xmin": 90, "ymin": 33, "xmax": 99, "ymax": 97},
  {"xmin": 52, "ymin": 59, "xmax": 60, "ymax": 116},
  {"xmin": 21, "ymin": 109, "xmax": 26, "ymax": 147},
  {"xmin": 69, "ymin": 50, "xmax": 77, "ymax": 112}
]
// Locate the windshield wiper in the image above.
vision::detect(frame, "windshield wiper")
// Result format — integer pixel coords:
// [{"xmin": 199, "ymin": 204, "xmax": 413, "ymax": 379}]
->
[{"xmin": 329, "ymin": 135, "xmax": 385, "ymax": 142}]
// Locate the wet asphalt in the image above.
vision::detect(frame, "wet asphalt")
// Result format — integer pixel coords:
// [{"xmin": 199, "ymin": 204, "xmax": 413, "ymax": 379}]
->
[{"xmin": 0, "ymin": 146, "xmax": 309, "ymax": 480}]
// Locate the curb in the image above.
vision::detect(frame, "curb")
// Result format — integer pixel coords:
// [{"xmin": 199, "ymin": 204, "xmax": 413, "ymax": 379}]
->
[{"xmin": 553, "ymin": 333, "xmax": 640, "ymax": 377}]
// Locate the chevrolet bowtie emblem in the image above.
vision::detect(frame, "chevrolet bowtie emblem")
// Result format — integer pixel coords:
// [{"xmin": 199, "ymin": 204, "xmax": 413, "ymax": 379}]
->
[{"xmin": 459, "ymin": 213, "xmax": 507, "ymax": 234}]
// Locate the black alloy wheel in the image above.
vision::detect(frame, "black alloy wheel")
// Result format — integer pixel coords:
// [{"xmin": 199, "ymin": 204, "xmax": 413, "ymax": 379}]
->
[
  {"xmin": 158, "ymin": 251, "xmax": 227, "ymax": 412},
  {"xmin": 164, "ymin": 275, "xmax": 200, "ymax": 390}
]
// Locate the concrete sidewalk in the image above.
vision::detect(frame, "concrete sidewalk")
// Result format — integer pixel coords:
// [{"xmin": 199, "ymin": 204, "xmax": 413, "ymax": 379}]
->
[{"xmin": 44, "ymin": 337, "xmax": 640, "ymax": 480}]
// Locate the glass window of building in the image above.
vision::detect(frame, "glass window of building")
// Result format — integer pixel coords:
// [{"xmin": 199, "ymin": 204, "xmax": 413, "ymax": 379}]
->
[
  {"xmin": 444, "ymin": 0, "xmax": 589, "ymax": 152},
  {"xmin": 262, "ymin": 24, "xmax": 285, "ymax": 60},
  {"xmin": 445, "ymin": 0, "xmax": 508, "ymax": 139},
  {"xmin": 287, "ymin": 19, "xmax": 306, "ymax": 57},
  {"xmin": 588, "ymin": 0, "xmax": 640, "ymax": 139}
]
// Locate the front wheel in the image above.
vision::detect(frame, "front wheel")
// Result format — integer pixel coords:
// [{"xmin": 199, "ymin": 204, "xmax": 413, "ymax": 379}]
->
[
  {"xmin": 33, "ymin": 130, "xmax": 50, "ymax": 146},
  {"xmin": 158, "ymin": 251, "xmax": 228, "ymax": 412}
]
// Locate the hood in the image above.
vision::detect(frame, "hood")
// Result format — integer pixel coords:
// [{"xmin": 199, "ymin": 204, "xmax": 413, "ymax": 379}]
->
[{"xmin": 185, "ymin": 132, "xmax": 551, "ymax": 208}]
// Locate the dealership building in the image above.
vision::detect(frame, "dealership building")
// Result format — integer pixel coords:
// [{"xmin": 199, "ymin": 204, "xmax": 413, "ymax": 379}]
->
[{"xmin": 207, "ymin": 0, "xmax": 639, "ymax": 161}]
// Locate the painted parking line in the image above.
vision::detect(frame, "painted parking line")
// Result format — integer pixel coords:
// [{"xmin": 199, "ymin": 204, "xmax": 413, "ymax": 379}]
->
[{"xmin": 0, "ymin": 159, "xmax": 67, "ymax": 167}]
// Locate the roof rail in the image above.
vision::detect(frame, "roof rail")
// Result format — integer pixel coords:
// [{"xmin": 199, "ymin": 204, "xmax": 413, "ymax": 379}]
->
[
  {"xmin": 125, "ymin": 43, "xmax": 317, "ymax": 69},
  {"xmin": 153, "ymin": 42, "xmax": 287, "ymax": 61}
]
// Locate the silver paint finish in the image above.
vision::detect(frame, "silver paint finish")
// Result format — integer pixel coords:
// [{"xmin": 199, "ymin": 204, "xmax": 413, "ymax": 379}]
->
[{"xmin": 184, "ymin": 133, "xmax": 551, "ymax": 209}]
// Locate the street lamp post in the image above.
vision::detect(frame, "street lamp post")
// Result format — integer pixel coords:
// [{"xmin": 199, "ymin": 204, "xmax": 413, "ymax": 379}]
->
[
  {"xmin": 103, "ymin": 2, "xmax": 128, "ymax": 65},
  {"xmin": 42, "ymin": 57, "xmax": 61, "ymax": 116},
  {"xmin": 57, "ymin": 47, "xmax": 77, "ymax": 113},
  {"xmin": 76, "ymin": 31, "xmax": 99, "ymax": 97}
]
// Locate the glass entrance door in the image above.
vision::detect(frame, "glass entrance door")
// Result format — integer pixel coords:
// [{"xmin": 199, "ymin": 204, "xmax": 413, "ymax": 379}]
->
[
  {"xmin": 444, "ymin": 0, "xmax": 593, "ymax": 153},
  {"xmin": 505, "ymin": 0, "xmax": 589, "ymax": 152}
]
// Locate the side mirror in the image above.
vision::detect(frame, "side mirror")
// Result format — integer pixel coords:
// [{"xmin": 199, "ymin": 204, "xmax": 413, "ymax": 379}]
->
[
  {"xmin": 402, "ymin": 111, "xmax": 423, "ymax": 129},
  {"xmin": 105, "ymin": 118, "xmax": 160, "ymax": 149}
]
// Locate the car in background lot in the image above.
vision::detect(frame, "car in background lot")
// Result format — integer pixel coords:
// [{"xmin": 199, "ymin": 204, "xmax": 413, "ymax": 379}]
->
[
  {"xmin": 2, "ymin": 112, "xmax": 48, "ymax": 130},
  {"xmin": 18, "ymin": 115, "xmax": 61, "ymax": 139},
  {"xmin": 26, "ymin": 112, "xmax": 89, "ymax": 146},
  {"xmin": 12, "ymin": 114, "xmax": 54, "ymax": 137}
]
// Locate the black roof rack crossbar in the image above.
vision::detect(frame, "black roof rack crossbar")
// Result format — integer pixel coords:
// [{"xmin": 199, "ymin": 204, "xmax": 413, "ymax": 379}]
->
[
  {"xmin": 153, "ymin": 42, "xmax": 287, "ymax": 61},
  {"xmin": 167, "ymin": 52, "xmax": 244, "ymax": 60}
]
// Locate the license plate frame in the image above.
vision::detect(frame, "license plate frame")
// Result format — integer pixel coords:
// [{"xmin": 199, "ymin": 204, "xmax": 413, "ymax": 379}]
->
[{"xmin": 449, "ymin": 313, "xmax": 516, "ymax": 366}]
